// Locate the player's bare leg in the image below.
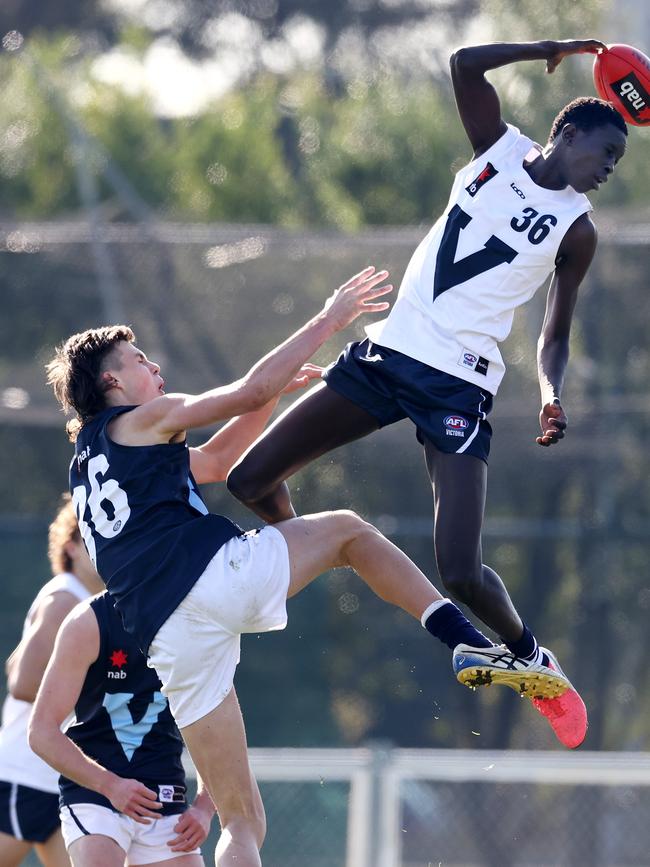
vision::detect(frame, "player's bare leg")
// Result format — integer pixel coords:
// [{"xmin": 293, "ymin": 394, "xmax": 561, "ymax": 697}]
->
[
  {"xmin": 424, "ymin": 440, "xmax": 524, "ymax": 641},
  {"xmin": 181, "ymin": 690, "xmax": 265, "ymax": 867},
  {"xmin": 227, "ymin": 383, "xmax": 379, "ymax": 523},
  {"xmin": 0, "ymin": 832, "xmax": 32, "ymax": 867},
  {"xmin": 146, "ymin": 855, "xmax": 205, "ymax": 866},
  {"xmin": 34, "ymin": 829, "xmax": 70, "ymax": 867},
  {"xmin": 68, "ymin": 834, "xmax": 125, "ymax": 867},
  {"xmin": 424, "ymin": 441, "xmax": 587, "ymax": 746},
  {"xmin": 276, "ymin": 510, "xmax": 443, "ymax": 616}
]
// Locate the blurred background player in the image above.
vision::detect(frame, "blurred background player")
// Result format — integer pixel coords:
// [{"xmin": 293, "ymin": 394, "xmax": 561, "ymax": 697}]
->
[
  {"xmin": 0, "ymin": 496, "xmax": 103, "ymax": 867},
  {"xmin": 29, "ymin": 590, "xmax": 215, "ymax": 867},
  {"xmin": 226, "ymin": 39, "xmax": 629, "ymax": 750}
]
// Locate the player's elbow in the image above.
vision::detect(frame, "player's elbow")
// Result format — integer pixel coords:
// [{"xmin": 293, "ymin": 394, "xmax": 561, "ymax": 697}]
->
[
  {"xmin": 239, "ymin": 378, "xmax": 273, "ymax": 413},
  {"xmin": 27, "ymin": 713, "xmax": 47, "ymax": 759},
  {"xmin": 449, "ymin": 46, "xmax": 472, "ymax": 73},
  {"xmin": 8, "ymin": 673, "xmax": 37, "ymax": 704}
]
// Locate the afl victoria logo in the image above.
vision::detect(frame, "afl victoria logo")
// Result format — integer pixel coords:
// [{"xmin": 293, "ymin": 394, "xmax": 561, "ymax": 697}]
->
[{"xmin": 444, "ymin": 415, "xmax": 469, "ymax": 430}]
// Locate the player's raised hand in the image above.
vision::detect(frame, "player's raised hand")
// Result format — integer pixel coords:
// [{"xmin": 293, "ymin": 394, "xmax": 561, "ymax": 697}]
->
[
  {"xmin": 167, "ymin": 803, "xmax": 212, "ymax": 851},
  {"xmin": 281, "ymin": 363, "xmax": 323, "ymax": 394},
  {"xmin": 322, "ymin": 265, "xmax": 393, "ymax": 332},
  {"xmin": 105, "ymin": 775, "xmax": 162, "ymax": 822},
  {"xmin": 536, "ymin": 399, "xmax": 567, "ymax": 446},
  {"xmin": 543, "ymin": 39, "xmax": 607, "ymax": 74}
]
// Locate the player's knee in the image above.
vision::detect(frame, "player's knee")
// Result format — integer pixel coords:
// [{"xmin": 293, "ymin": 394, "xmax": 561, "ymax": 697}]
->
[
  {"xmin": 220, "ymin": 798, "xmax": 266, "ymax": 848},
  {"xmin": 333, "ymin": 509, "xmax": 371, "ymax": 537},
  {"xmin": 437, "ymin": 562, "xmax": 481, "ymax": 604},
  {"xmin": 226, "ymin": 460, "xmax": 263, "ymax": 504},
  {"xmin": 332, "ymin": 509, "xmax": 380, "ymax": 558}
]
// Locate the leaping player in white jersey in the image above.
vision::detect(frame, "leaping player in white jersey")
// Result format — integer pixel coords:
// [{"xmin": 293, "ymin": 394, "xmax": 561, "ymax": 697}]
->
[
  {"xmin": 0, "ymin": 496, "xmax": 103, "ymax": 866},
  {"xmin": 227, "ymin": 39, "xmax": 629, "ymax": 749}
]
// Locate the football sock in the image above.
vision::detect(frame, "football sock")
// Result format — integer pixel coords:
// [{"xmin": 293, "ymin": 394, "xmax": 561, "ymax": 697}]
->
[
  {"xmin": 422, "ymin": 599, "xmax": 493, "ymax": 651},
  {"xmin": 504, "ymin": 623, "xmax": 549, "ymax": 665}
]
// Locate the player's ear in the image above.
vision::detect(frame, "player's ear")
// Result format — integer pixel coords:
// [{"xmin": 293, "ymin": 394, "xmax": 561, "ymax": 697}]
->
[
  {"xmin": 100, "ymin": 371, "xmax": 119, "ymax": 392},
  {"xmin": 560, "ymin": 122, "xmax": 578, "ymax": 146}
]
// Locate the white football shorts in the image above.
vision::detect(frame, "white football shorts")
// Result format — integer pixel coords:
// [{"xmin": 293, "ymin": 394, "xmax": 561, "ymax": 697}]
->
[
  {"xmin": 60, "ymin": 803, "xmax": 200, "ymax": 864},
  {"xmin": 148, "ymin": 526, "xmax": 291, "ymax": 729}
]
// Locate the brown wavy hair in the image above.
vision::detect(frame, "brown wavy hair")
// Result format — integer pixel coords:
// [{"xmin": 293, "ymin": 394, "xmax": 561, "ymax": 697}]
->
[
  {"xmin": 46, "ymin": 325, "xmax": 134, "ymax": 441},
  {"xmin": 48, "ymin": 494, "xmax": 81, "ymax": 575}
]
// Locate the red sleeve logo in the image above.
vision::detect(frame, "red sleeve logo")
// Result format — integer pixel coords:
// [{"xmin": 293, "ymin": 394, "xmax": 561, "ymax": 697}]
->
[{"xmin": 465, "ymin": 162, "xmax": 498, "ymax": 197}]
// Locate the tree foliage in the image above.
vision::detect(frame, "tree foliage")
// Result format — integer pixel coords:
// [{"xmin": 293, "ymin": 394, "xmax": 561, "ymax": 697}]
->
[{"xmin": 0, "ymin": 0, "xmax": 479, "ymax": 58}]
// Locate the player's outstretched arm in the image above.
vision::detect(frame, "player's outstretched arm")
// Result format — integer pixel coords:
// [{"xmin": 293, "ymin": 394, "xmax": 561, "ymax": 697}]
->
[
  {"xmin": 450, "ymin": 40, "xmax": 605, "ymax": 157},
  {"xmin": 536, "ymin": 213, "xmax": 597, "ymax": 446},
  {"xmin": 28, "ymin": 603, "xmax": 163, "ymax": 824},
  {"xmin": 121, "ymin": 266, "xmax": 392, "ymax": 444},
  {"xmin": 6, "ymin": 590, "xmax": 81, "ymax": 702},
  {"xmin": 190, "ymin": 363, "xmax": 322, "ymax": 484}
]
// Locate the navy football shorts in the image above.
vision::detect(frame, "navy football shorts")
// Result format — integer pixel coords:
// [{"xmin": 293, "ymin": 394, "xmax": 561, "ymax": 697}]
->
[
  {"xmin": 323, "ymin": 339, "xmax": 493, "ymax": 463},
  {"xmin": 0, "ymin": 780, "xmax": 60, "ymax": 843}
]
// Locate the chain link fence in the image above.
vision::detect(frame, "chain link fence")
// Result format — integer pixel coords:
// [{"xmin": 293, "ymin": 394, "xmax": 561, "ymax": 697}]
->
[{"xmin": 181, "ymin": 747, "xmax": 650, "ymax": 867}]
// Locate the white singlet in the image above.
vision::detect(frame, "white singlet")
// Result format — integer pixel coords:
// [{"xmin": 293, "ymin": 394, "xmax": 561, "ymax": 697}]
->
[
  {"xmin": 366, "ymin": 124, "xmax": 592, "ymax": 395},
  {"xmin": 0, "ymin": 573, "xmax": 90, "ymax": 793}
]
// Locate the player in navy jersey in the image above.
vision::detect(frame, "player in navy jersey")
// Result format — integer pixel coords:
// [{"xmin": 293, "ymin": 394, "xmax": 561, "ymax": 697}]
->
[
  {"xmin": 45, "ymin": 267, "xmax": 566, "ymax": 867},
  {"xmin": 227, "ymin": 40, "xmax": 629, "ymax": 750},
  {"xmin": 0, "ymin": 496, "xmax": 103, "ymax": 867},
  {"xmin": 29, "ymin": 591, "xmax": 214, "ymax": 867}
]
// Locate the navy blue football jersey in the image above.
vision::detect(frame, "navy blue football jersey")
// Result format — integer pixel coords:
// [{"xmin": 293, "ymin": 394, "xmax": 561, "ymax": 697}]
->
[
  {"xmin": 60, "ymin": 592, "xmax": 187, "ymax": 815},
  {"xmin": 70, "ymin": 405, "xmax": 241, "ymax": 652}
]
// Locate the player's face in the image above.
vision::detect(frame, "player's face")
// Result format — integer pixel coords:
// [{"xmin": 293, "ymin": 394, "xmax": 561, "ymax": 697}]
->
[
  {"xmin": 105, "ymin": 341, "xmax": 165, "ymax": 404},
  {"xmin": 565, "ymin": 123, "xmax": 627, "ymax": 193}
]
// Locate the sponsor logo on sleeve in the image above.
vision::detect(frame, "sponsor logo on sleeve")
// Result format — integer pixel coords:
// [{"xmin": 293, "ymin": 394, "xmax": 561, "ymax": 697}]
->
[
  {"xmin": 444, "ymin": 415, "xmax": 469, "ymax": 438},
  {"xmin": 458, "ymin": 349, "xmax": 489, "ymax": 376},
  {"xmin": 466, "ymin": 162, "xmax": 498, "ymax": 197}
]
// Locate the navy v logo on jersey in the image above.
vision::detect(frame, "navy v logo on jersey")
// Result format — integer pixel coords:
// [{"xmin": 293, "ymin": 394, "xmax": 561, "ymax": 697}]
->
[
  {"xmin": 433, "ymin": 204, "xmax": 518, "ymax": 299},
  {"xmin": 102, "ymin": 691, "xmax": 167, "ymax": 762}
]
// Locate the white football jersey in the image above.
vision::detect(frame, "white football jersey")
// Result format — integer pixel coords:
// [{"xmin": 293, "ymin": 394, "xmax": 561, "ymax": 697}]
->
[
  {"xmin": 366, "ymin": 124, "xmax": 592, "ymax": 395},
  {"xmin": 0, "ymin": 573, "xmax": 90, "ymax": 792}
]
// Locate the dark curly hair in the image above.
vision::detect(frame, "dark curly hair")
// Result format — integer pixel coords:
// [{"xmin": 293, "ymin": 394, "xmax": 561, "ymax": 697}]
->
[
  {"xmin": 46, "ymin": 325, "xmax": 135, "ymax": 441},
  {"xmin": 548, "ymin": 96, "xmax": 628, "ymax": 143}
]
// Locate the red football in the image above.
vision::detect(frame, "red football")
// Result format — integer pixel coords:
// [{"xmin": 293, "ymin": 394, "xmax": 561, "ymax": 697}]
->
[{"xmin": 593, "ymin": 43, "xmax": 650, "ymax": 126}]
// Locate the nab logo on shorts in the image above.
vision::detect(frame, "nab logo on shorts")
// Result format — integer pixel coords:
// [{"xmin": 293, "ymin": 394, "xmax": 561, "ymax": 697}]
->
[
  {"xmin": 108, "ymin": 649, "xmax": 128, "ymax": 680},
  {"xmin": 466, "ymin": 162, "xmax": 498, "ymax": 197},
  {"xmin": 444, "ymin": 415, "xmax": 469, "ymax": 438}
]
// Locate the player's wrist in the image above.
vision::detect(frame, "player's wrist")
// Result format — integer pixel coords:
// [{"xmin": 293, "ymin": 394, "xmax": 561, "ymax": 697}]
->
[{"xmin": 98, "ymin": 769, "xmax": 121, "ymax": 800}]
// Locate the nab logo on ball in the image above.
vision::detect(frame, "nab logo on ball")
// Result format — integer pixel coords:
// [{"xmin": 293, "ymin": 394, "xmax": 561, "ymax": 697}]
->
[
  {"xmin": 611, "ymin": 73, "xmax": 649, "ymax": 123},
  {"xmin": 593, "ymin": 43, "xmax": 650, "ymax": 126},
  {"xmin": 444, "ymin": 415, "xmax": 469, "ymax": 438}
]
